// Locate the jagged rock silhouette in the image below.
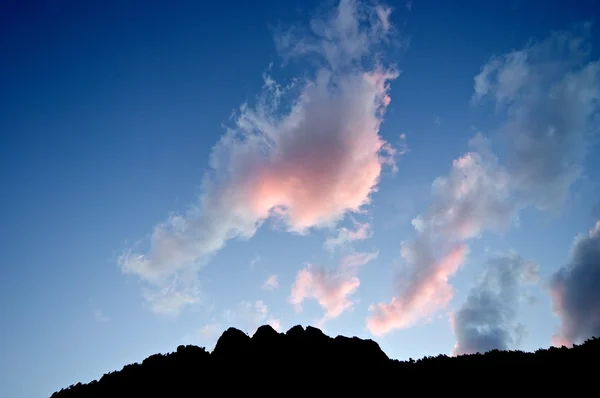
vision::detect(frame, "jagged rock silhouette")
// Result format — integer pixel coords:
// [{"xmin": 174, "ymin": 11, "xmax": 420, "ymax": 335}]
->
[{"xmin": 51, "ymin": 325, "xmax": 600, "ymax": 397}]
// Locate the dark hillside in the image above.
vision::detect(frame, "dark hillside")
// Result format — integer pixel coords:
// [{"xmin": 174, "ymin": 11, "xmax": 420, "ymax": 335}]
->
[{"xmin": 52, "ymin": 325, "xmax": 599, "ymax": 397}]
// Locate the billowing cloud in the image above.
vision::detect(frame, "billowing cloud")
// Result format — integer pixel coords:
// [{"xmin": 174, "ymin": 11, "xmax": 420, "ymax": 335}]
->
[
  {"xmin": 324, "ymin": 219, "xmax": 372, "ymax": 252},
  {"xmin": 550, "ymin": 221, "xmax": 600, "ymax": 347},
  {"xmin": 367, "ymin": 135, "xmax": 514, "ymax": 336},
  {"xmin": 118, "ymin": 0, "xmax": 400, "ymax": 313},
  {"xmin": 367, "ymin": 24, "xmax": 600, "ymax": 337},
  {"xmin": 451, "ymin": 253, "xmax": 539, "ymax": 356},
  {"xmin": 473, "ymin": 23, "xmax": 600, "ymax": 211},
  {"xmin": 262, "ymin": 275, "xmax": 279, "ymax": 291},
  {"xmin": 290, "ymin": 251, "xmax": 378, "ymax": 325}
]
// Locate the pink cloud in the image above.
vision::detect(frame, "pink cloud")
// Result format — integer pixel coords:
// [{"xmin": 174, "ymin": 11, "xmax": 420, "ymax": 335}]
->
[
  {"xmin": 262, "ymin": 275, "xmax": 279, "ymax": 291},
  {"xmin": 290, "ymin": 251, "xmax": 378, "ymax": 325},
  {"xmin": 367, "ymin": 245, "xmax": 467, "ymax": 335},
  {"xmin": 367, "ymin": 134, "xmax": 514, "ymax": 336},
  {"xmin": 268, "ymin": 318, "xmax": 282, "ymax": 332},
  {"xmin": 119, "ymin": 0, "xmax": 400, "ymax": 313}
]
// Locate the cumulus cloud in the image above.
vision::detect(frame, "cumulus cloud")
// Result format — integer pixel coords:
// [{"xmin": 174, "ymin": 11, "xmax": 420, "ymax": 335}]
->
[
  {"xmin": 451, "ymin": 253, "xmax": 539, "ymax": 356},
  {"xmin": 290, "ymin": 251, "xmax": 378, "ymax": 326},
  {"xmin": 367, "ymin": 24, "xmax": 600, "ymax": 337},
  {"xmin": 262, "ymin": 275, "xmax": 279, "ymax": 291},
  {"xmin": 550, "ymin": 221, "xmax": 600, "ymax": 347},
  {"xmin": 324, "ymin": 219, "xmax": 372, "ymax": 252},
  {"xmin": 473, "ymin": 23, "xmax": 600, "ymax": 211},
  {"xmin": 367, "ymin": 135, "xmax": 514, "ymax": 335},
  {"xmin": 118, "ymin": 0, "xmax": 400, "ymax": 314}
]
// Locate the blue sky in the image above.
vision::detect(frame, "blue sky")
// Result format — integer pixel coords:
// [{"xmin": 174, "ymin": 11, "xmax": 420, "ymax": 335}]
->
[{"xmin": 1, "ymin": 0, "xmax": 600, "ymax": 397}]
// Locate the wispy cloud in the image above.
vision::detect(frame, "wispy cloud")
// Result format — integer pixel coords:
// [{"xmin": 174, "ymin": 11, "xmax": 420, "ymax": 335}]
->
[
  {"xmin": 549, "ymin": 221, "xmax": 600, "ymax": 347},
  {"xmin": 451, "ymin": 252, "xmax": 538, "ymax": 356},
  {"xmin": 473, "ymin": 23, "xmax": 600, "ymax": 212},
  {"xmin": 290, "ymin": 251, "xmax": 378, "ymax": 326},
  {"xmin": 367, "ymin": 135, "xmax": 514, "ymax": 335},
  {"xmin": 262, "ymin": 275, "xmax": 279, "ymax": 291},
  {"xmin": 367, "ymin": 24, "xmax": 600, "ymax": 336},
  {"xmin": 324, "ymin": 219, "xmax": 372, "ymax": 252},
  {"xmin": 118, "ymin": 0, "xmax": 401, "ymax": 315}
]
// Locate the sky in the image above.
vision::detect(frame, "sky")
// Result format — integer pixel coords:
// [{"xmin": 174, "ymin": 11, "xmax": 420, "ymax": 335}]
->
[{"xmin": 1, "ymin": 0, "xmax": 600, "ymax": 396}]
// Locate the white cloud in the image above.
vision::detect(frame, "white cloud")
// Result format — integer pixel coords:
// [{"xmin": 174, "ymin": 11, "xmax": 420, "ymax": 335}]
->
[{"xmin": 324, "ymin": 219, "xmax": 372, "ymax": 251}]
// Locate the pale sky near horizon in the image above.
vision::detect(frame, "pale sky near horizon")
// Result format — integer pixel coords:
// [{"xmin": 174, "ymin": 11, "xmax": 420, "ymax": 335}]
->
[{"xmin": 1, "ymin": 0, "xmax": 600, "ymax": 397}]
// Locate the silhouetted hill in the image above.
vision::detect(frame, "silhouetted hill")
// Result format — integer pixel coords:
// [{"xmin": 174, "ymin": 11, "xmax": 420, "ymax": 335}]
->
[{"xmin": 52, "ymin": 325, "xmax": 600, "ymax": 397}]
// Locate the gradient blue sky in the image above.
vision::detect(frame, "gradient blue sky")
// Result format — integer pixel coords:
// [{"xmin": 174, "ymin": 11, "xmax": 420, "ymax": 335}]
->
[{"xmin": 2, "ymin": 1, "xmax": 600, "ymax": 397}]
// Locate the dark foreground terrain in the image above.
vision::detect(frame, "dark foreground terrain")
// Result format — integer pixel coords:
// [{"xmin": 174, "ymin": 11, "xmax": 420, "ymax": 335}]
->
[{"xmin": 52, "ymin": 324, "xmax": 599, "ymax": 397}]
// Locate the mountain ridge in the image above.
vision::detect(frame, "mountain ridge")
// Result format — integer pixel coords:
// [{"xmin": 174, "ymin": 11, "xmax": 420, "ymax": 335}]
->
[{"xmin": 52, "ymin": 324, "xmax": 599, "ymax": 397}]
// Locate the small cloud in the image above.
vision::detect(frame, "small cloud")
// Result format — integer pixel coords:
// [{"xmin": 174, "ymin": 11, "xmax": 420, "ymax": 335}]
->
[
  {"xmin": 375, "ymin": 5, "xmax": 393, "ymax": 33},
  {"xmin": 267, "ymin": 317, "xmax": 282, "ymax": 332},
  {"xmin": 397, "ymin": 133, "xmax": 409, "ymax": 155},
  {"xmin": 262, "ymin": 275, "xmax": 279, "ymax": 291},
  {"xmin": 290, "ymin": 251, "xmax": 378, "ymax": 326},
  {"xmin": 434, "ymin": 116, "xmax": 441, "ymax": 127},
  {"xmin": 324, "ymin": 219, "xmax": 372, "ymax": 252},
  {"xmin": 94, "ymin": 309, "xmax": 109, "ymax": 323},
  {"xmin": 406, "ymin": 1, "xmax": 412, "ymax": 11}
]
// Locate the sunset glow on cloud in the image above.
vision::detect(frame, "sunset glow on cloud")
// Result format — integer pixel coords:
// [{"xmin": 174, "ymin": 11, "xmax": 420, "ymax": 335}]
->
[
  {"xmin": 290, "ymin": 251, "xmax": 378, "ymax": 326},
  {"xmin": 118, "ymin": 0, "xmax": 399, "ymax": 313}
]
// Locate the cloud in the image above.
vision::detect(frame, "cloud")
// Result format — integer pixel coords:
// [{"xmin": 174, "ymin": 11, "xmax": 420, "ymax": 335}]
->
[
  {"xmin": 119, "ymin": 0, "xmax": 400, "ymax": 314},
  {"xmin": 290, "ymin": 251, "xmax": 378, "ymax": 325},
  {"xmin": 549, "ymin": 221, "xmax": 600, "ymax": 347},
  {"xmin": 451, "ymin": 252, "xmax": 539, "ymax": 356},
  {"xmin": 268, "ymin": 318, "xmax": 282, "ymax": 332},
  {"xmin": 138, "ymin": 270, "xmax": 202, "ymax": 316},
  {"xmin": 262, "ymin": 275, "xmax": 280, "ymax": 291},
  {"xmin": 324, "ymin": 219, "xmax": 372, "ymax": 251},
  {"xmin": 367, "ymin": 134, "xmax": 514, "ymax": 336},
  {"xmin": 367, "ymin": 24, "xmax": 600, "ymax": 337},
  {"xmin": 473, "ymin": 23, "xmax": 600, "ymax": 211}
]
